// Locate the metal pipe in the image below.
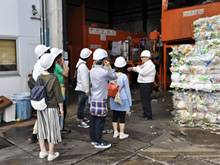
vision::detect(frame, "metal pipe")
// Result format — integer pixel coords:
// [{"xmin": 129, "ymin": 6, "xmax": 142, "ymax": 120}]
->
[
  {"xmin": 41, "ymin": 0, "xmax": 47, "ymax": 45},
  {"xmin": 42, "ymin": 0, "xmax": 45, "ymax": 44},
  {"xmin": 44, "ymin": 0, "xmax": 47, "ymax": 45},
  {"xmin": 163, "ymin": 43, "xmax": 167, "ymax": 91}
]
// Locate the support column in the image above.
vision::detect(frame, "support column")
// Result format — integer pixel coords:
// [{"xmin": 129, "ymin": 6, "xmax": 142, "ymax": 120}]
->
[
  {"xmin": 46, "ymin": 0, "xmax": 63, "ymax": 49},
  {"xmin": 108, "ymin": 0, "xmax": 114, "ymax": 28},
  {"xmin": 163, "ymin": 42, "xmax": 167, "ymax": 91},
  {"xmin": 62, "ymin": 0, "xmax": 67, "ymax": 52},
  {"xmin": 142, "ymin": 0, "xmax": 147, "ymax": 33}
]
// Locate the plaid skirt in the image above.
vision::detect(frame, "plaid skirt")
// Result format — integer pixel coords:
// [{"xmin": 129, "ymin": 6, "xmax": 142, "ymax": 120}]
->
[{"xmin": 90, "ymin": 100, "xmax": 108, "ymax": 117}]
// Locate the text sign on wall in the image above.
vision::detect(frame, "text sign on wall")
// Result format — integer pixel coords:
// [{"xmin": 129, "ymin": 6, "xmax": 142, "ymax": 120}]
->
[
  {"xmin": 89, "ymin": 27, "xmax": 116, "ymax": 36},
  {"xmin": 183, "ymin": 8, "xmax": 204, "ymax": 17},
  {"xmin": 90, "ymin": 44, "xmax": 102, "ymax": 49},
  {"xmin": 100, "ymin": 34, "xmax": 106, "ymax": 41}
]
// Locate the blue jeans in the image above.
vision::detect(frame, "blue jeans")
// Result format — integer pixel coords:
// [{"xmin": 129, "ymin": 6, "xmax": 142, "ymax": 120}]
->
[
  {"xmin": 90, "ymin": 114, "xmax": 106, "ymax": 143},
  {"xmin": 60, "ymin": 95, "xmax": 67, "ymax": 130},
  {"xmin": 77, "ymin": 91, "xmax": 88, "ymax": 120}
]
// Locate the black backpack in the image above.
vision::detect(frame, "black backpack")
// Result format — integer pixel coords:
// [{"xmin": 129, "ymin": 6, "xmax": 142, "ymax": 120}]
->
[
  {"xmin": 28, "ymin": 77, "xmax": 36, "ymax": 90},
  {"xmin": 30, "ymin": 74, "xmax": 53, "ymax": 111},
  {"xmin": 71, "ymin": 63, "xmax": 84, "ymax": 89}
]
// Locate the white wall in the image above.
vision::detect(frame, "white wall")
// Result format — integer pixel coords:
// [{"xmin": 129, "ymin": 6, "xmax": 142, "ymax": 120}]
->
[{"xmin": 0, "ymin": 0, "xmax": 40, "ymax": 98}]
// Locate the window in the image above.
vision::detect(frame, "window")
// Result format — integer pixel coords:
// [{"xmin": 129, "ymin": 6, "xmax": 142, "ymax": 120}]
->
[{"xmin": 0, "ymin": 39, "xmax": 17, "ymax": 74}]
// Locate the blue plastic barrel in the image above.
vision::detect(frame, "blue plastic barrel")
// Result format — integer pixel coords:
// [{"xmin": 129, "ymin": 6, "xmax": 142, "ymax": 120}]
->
[{"xmin": 10, "ymin": 92, "xmax": 31, "ymax": 120}]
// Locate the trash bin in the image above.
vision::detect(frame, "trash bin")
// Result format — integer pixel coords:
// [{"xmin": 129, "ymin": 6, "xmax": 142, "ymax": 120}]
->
[{"xmin": 10, "ymin": 92, "xmax": 31, "ymax": 120}]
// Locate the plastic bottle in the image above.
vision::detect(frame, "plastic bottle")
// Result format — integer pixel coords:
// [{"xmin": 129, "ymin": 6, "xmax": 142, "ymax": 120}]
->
[{"xmin": 102, "ymin": 129, "xmax": 113, "ymax": 134}]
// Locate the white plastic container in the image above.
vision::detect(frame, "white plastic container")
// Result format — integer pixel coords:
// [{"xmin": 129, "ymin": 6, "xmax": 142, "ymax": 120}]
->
[{"xmin": 3, "ymin": 102, "xmax": 16, "ymax": 122}]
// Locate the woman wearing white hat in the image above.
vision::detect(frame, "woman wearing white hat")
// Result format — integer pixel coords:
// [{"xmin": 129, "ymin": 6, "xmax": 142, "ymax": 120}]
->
[
  {"xmin": 51, "ymin": 47, "xmax": 69, "ymax": 134},
  {"xmin": 37, "ymin": 53, "xmax": 63, "ymax": 161},
  {"xmin": 127, "ymin": 50, "xmax": 156, "ymax": 120},
  {"xmin": 28, "ymin": 44, "xmax": 50, "ymax": 143},
  {"xmin": 110, "ymin": 56, "xmax": 132, "ymax": 139}
]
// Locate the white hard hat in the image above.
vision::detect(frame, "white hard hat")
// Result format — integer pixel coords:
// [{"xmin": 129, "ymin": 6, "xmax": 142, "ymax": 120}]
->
[
  {"xmin": 39, "ymin": 53, "xmax": 56, "ymax": 70},
  {"xmin": 93, "ymin": 48, "xmax": 108, "ymax": 60},
  {"xmin": 140, "ymin": 50, "xmax": 151, "ymax": 58},
  {"xmin": 80, "ymin": 48, "xmax": 92, "ymax": 59},
  {"xmin": 35, "ymin": 44, "xmax": 50, "ymax": 58},
  {"xmin": 114, "ymin": 56, "xmax": 126, "ymax": 68},
  {"xmin": 50, "ymin": 47, "xmax": 63, "ymax": 57}
]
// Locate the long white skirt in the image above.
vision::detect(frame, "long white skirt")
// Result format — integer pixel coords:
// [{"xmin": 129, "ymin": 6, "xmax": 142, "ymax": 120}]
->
[{"xmin": 37, "ymin": 108, "xmax": 62, "ymax": 144}]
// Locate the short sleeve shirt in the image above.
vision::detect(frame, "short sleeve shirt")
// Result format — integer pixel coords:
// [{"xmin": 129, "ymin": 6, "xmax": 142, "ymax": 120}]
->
[{"xmin": 54, "ymin": 64, "xmax": 64, "ymax": 85}]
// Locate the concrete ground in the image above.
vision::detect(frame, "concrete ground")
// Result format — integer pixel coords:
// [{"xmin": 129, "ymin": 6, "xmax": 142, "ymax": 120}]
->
[{"xmin": 0, "ymin": 85, "xmax": 220, "ymax": 165}]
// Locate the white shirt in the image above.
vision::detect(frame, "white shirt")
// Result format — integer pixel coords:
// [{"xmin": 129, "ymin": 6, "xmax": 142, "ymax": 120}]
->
[
  {"xmin": 75, "ymin": 59, "xmax": 90, "ymax": 93},
  {"xmin": 33, "ymin": 60, "xmax": 44, "ymax": 81},
  {"xmin": 132, "ymin": 60, "xmax": 156, "ymax": 83}
]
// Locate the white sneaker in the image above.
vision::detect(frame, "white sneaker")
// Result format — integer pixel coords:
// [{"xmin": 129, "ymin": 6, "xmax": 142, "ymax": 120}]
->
[
  {"xmin": 78, "ymin": 121, "xmax": 89, "ymax": 128},
  {"xmin": 91, "ymin": 141, "xmax": 98, "ymax": 145},
  {"xmin": 83, "ymin": 117, "xmax": 90, "ymax": 123},
  {"xmin": 119, "ymin": 133, "xmax": 129, "ymax": 139},
  {"xmin": 94, "ymin": 142, "xmax": 111, "ymax": 149},
  {"xmin": 113, "ymin": 131, "xmax": 119, "ymax": 138},
  {"xmin": 48, "ymin": 152, "xmax": 60, "ymax": 161},
  {"xmin": 39, "ymin": 152, "xmax": 48, "ymax": 158}
]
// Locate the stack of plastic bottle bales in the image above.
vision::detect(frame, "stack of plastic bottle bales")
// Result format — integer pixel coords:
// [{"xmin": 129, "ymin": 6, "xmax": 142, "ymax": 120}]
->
[{"xmin": 170, "ymin": 15, "xmax": 220, "ymax": 131}]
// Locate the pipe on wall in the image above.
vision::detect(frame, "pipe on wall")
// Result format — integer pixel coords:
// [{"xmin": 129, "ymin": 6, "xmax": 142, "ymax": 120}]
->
[{"xmin": 41, "ymin": 0, "xmax": 47, "ymax": 45}]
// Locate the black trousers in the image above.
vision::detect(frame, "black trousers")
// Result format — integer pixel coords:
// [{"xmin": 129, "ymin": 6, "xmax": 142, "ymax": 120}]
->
[{"xmin": 139, "ymin": 83, "xmax": 153, "ymax": 119}]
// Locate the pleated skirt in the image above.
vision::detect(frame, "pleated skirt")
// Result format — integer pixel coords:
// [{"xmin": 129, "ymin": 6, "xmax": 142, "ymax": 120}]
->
[{"xmin": 37, "ymin": 108, "xmax": 62, "ymax": 144}]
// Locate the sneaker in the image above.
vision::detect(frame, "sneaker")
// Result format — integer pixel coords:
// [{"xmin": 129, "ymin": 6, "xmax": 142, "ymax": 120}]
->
[
  {"xmin": 113, "ymin": 131, "xmax": 119, "ymax": 138},
  {"xmin": 83, "ymin": 117, "xmax": 90, "ymax": 123},
  {"xmin": 140, "ymin": 116, "xmax": 152, "ymax": 121},
  {"xmin": 48, "ymin": 152, "xmax": 60, "ymax": 161},
  {"xmin": 78, "ymin": 121, "xmax": 89, "ymax": 128},
  {"xmin": 61, "ymin": 129, "xmax": 71, "ymax": 134},
  {"xmin": 91, "ymin": 141, "xmax": 98, "ymax": 145},
  {"xmin": 94, "ymin": 142, "xmax": 111, "ymax": 149},
  {"xmin": 28, "ymin": 133, "xmax": 38, "ymax": 143},
  {"xmin": 39, "ymin": 151, "xmax": 48, "ymax": 159},
  {"xmin": 77, "ymin": 118, "xmax": 83, "ymax": 122},
  {"xmin": 119, "ymin": 133, "xmax": 129, "ymax": 139},
  {"xmin": 138, "ymin": 114, "xmax": 145, "ymax": 118}
]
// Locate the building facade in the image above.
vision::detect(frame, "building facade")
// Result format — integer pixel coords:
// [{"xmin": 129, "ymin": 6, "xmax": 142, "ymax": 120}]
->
[{"xmin": 0, "ymin": 0, "xmax": 63, "ymax": 98}]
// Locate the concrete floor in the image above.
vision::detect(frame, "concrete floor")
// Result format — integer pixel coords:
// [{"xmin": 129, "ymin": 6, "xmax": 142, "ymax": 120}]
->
[{"xmin": 0, "ymin": 85, "xmax": 220, "ymax": 165}]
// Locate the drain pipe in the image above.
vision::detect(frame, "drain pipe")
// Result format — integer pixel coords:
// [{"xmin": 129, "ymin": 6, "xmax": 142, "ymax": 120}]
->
[{"xmin": 42, "ymin": 0, "xmax": 46, "ymax": 45}]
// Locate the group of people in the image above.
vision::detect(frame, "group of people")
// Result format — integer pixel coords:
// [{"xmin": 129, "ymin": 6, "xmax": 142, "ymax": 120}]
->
[
  {"xmin": 28, "ymin": 45, "xmax": 69, "ymax": 161},
  {"xmin": 29, "ymin": 44, "xmax": 156, "ymax": 161}
]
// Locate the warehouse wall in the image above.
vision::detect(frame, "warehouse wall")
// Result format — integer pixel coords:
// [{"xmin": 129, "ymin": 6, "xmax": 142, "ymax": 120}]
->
[{"xmin": 0, "ymin": 0, "xmax": 40, "ymax": 98}]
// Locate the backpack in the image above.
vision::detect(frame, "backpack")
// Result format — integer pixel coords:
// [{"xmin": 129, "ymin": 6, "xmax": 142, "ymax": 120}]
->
[
  {"xmin": 71, "ymin": 62, "xmax": 84, "ymax": 90},
  {"xmin": 30, "ymin": 74, "xmax": 53, "ymax": 111},
  {"xmin": 27, "ymin": 77, "xmax": 36, "ymax": 90},
  {"xmin": 108, "ymin": 74, "xmax": 123, "ymax": 98}
]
